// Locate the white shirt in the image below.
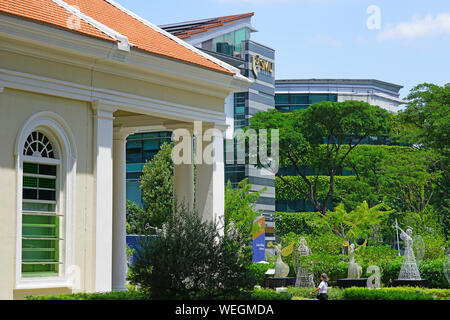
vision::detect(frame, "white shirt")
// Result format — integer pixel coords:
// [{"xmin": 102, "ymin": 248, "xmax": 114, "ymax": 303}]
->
[{"xmin": 318, "ymin": 280, "xmax": 328, "ymax": 294}]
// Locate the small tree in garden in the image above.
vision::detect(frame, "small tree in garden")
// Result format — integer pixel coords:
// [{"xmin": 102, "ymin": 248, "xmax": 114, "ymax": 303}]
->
[
  {"xmin": 128, "ymin": 205, "xmax": 255, "ymax": 300},
  {"xmin": 312, "ymin": 201, "xmax": 394, "ymax": 242},
  {"xmin": 140, "ymin": 142, "xmax": 174, "ymax": 232},
  {"xmin": 224, "ymin": 178, "xmax": 266, "ymax": 247}
]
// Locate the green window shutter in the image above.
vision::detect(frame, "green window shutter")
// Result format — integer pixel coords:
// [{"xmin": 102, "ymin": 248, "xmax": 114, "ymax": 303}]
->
[{"xmin": 22, "ymin": 162, "xmax": 60, "ymax": 278}]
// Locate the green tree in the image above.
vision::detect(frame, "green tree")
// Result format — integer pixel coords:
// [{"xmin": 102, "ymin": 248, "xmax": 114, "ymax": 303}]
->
[
  {"xmin": 126, "ymin": 200, "xmax": 146, "ymax": 234},
  {"xmin": 224, "ymin": 178, "xmax": 266, "ymax": 246},
  {"xmin": 396, "ymin": 83, "xmax": 450, "ymax": 236},
  {"xmin": 140, "ymin": 142, "xmax": 174, "ymax": 232},
  {"xmin": 312, "ymin": 201, "xmax": 394, "ymax": 241},
  {"xmin": 249, "ymin": 100, "xmax": 391, "ymax": 214}
]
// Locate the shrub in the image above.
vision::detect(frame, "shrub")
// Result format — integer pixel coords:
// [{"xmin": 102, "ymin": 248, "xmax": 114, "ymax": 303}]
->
[
  {"xmin": 342, "ymin": 287, "xmax": 435, "ymax": 300},
  {"xmin": 128, "ymin": 205, "xmax": 255, "ymax": 300},
  {"xmin": 247, "ymin": 288, "xmax": 292, "ymax": 300},
  {"xmin": 288, "ymin": 286, "xmax": 344, "ymax": 300},
  {"xmin": 250, "ymin": 263, "xmax": 274, "ymax": 287},
  {"xmin": 419, "ymin": 259, "xmax": 449, "ymax": 289},
  {"xmin": 26, "ymin": 291, "xmax": 147, "ymax": 300}
]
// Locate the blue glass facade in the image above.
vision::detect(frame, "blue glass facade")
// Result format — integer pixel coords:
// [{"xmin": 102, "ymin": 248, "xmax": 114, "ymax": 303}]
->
[{"xmin": 126, "ymin": 132, "xmax": 171, "ymax": 207}]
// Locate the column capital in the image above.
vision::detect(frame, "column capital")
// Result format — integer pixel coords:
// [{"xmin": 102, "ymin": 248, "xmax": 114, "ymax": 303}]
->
[
  {"xmin": 113, "ymin": 126, "xmax": 136, "ymax": 141},
  {"xmin": 91, "ymin": 100, "xmax": 118, "ymax": 119}
]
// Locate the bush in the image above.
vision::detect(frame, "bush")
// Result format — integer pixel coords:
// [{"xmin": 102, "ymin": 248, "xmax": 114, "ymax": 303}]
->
[
  {"xmin": 288, "ymin": 286, "xmax": 344, "ymax": 300},
  {"xmin": 26, "ymin": 291, "xmax": 147, "ymax": 300},
  {"xmin": 246, "ymin": 288, "xmax": 292, "ymax": 300},
  {"xmin": 128, "ymin": 205, "xmax": 255, "ymax": 300},
  {"xmin": 250, "ymin": 263, "xmax": 274, "ymax": 287},
  {"xmin": 342, "ymin": 287, "xmax": 438, "ymax": 300},
  {"xmin": 420, "ymin": 259, "xmax": 449, "ymax": 289}
]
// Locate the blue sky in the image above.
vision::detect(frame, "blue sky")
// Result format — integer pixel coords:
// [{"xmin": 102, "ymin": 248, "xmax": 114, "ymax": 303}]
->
[{"xmin": 116, "ymin": 0, "xmax": 450, "ymax": 98}]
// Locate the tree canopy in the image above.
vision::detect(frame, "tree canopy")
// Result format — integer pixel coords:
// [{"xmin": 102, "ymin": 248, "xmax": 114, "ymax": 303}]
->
[{"xmin": 249, "ymin": 100, "xmax": 391, "ymax": 214}]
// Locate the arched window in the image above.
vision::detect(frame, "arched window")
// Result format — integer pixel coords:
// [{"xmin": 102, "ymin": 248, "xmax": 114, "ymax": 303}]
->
[
  {"xmin": 15, "ymin": 112, "xmax": 77, "ymax": 289},
  {"xmin": 21, "ymin": 130, "xmax": 62, "ymax": 278}
]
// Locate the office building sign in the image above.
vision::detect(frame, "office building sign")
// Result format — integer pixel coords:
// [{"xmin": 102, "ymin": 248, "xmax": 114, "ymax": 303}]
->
[{"xmin": 251, "ymin": 54, "xmax": 273, "ymax": 78}]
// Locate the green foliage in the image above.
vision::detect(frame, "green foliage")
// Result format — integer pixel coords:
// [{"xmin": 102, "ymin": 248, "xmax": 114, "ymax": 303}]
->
[
  {"xmin": 246, "ymin": 288, "xmax": 292, "ymax": 300},
  {"xmin": 287, "ymin": 286, "xmax": 344, "ymax": 300},
  {"xmin": 126, "ymin": 200, "xmax": 146, "ymax": 234},
  {"xmin": 249, "ymin": 263, "xmax": 274, "ymax": 287},
  {"xmin": 224, "ymin": 178, "xmax": 265, "ymax": 245},
  {"xmin": 419, "ymin": 259, "xmax": 449, "ymax": 289},
  {"xmin": 354, "ymin": 245, "xmax": 398, "ymax": 266},
  {"xmin": 398, "ymin": 83, "xmax": 450, "ymax": 155},
  {"xmin": 250, "ymin": 100, "xmax": 391, "ymax": 214},
  {"xmin": 395, "ymin": 83, "xmax": 450, "ymax": 236},
  {"xmin": 26, "ymin": 291, "xmax": 148, "ymax": 300},
  {"xmin": 274, "ymin": 212, "xmax": 318, "ymax": 236},
  {"xmin": 128, "ymin": 205, "xmax": 255, "ymax": 300},
  {"xmin": 342, "ymin": 287, "xmax": 434, "ymax": 300},
  {"xmin": 311, "ymin": 201, "xmax": 393, "ymax": 241},
  {"xmin": 140, "ymin": 142, "xmax": 174, "ymax": 232}
]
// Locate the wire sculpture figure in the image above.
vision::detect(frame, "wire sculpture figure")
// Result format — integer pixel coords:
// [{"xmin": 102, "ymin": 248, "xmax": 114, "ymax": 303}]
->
[
  {"xmin": 292, "ymin": 237, "xmax": 315, "ymax": 287},
  {"xmin": 394, "ymin": 225, "xmax": 422, "ymax": 280},
  {"xmin": 343, "ymin": 240, "xmax": 365, "ymax": 278},
  {"xmin": 268, "ymin": 241, "xmax": 294, "ymax": 277},
  {"xmin": 444, "ymin": 251, "xmax": 450, "ymax": 285}
]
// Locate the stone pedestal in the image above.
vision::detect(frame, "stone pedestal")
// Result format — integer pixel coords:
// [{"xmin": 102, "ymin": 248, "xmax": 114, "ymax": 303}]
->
[
  {"xmin": 337, "ymin": 278, "xmax": 368, "ymax": 288},
  {"xmin": 264, "ymin": 277, "xmax": 296, "ymax": 289},
  {"xmin": 393, "ymin": 279, "xmax": 429, "ymax": 287}
]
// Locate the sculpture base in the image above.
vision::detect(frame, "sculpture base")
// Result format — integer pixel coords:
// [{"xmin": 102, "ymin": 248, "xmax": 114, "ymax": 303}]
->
[
  {"xmin": 336, "ymin": 278, "xmax": 368, "ymax": 288},
  {"xmin": 393, "ymin": 279, "xmax": 428, "ymax": 288},
  {"xmin": 264, "ymin": 277, "xmax": 296, "ymax": 289}
]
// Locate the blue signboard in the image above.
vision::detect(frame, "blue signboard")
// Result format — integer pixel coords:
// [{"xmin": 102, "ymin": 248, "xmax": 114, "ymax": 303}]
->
[{"xmin": 252, "ymin": 216, "xmax": 266, "ymax": 263}]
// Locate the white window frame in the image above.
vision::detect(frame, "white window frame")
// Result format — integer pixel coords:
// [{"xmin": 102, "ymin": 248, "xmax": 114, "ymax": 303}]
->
[{"xmin": 14, "ymin": 112, "xmax": 77, "ymax": 290}]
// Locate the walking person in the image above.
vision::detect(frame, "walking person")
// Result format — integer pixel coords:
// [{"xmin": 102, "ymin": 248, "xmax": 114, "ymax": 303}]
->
[{"xmin": 309, "ymin": 273, "xmax": 329, "ymax": 300}]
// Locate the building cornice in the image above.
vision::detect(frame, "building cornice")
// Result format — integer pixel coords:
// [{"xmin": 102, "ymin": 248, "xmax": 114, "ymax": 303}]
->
[{"xmin": 0, "ymin": 68, "xmax": 228, "ymax": 125}]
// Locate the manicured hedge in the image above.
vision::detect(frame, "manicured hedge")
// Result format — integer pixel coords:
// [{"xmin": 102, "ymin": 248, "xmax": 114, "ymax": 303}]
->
[
  {"xmin": 26, "ymin": 290, "xmax": 148, "ymax": 300},
  {"xmin": 274, "ymin": 212, "xmax": 317, "ymax": 236},
  {"xmin": 342, "ymin": 287, "xmax": 449, "ymax": 300}
]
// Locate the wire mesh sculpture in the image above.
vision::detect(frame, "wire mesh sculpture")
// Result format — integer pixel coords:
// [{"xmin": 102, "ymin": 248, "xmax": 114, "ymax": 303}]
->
[
  {"xmin": 394, "ymin": 225, "xmax": 422, "ymax": 280},
  {"xmin": 444, "ymin": 252, "xmax": 450, "ymax": 285},
  {"xmin": 343, "ymin": 240, "xmax": 365, "ymax": 278},
  {"xmin": 292, "ymin": 237, "xmax": 315, "ymax": 287},
  {"xmin": 268, "ymin": 241, "xmax": 294, "ymax": 277}
]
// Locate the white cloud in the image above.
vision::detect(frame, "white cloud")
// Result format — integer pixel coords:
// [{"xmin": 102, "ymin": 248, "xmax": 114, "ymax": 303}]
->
[{"xmin": 378, "ymin": 13, "xmax": 450, "ymax": 41}]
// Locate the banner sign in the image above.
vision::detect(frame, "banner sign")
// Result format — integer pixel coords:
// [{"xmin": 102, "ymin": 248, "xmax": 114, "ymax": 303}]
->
[{"xmin": 252, "ymin": 216, "xmax": 266, "ymax": 263}]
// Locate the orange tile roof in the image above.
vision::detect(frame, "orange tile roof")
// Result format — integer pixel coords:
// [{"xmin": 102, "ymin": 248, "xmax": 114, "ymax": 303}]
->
[
  {"xmin": 161, "ymin": 13, "xmax": 255, "ymax": 39},
  {"xmin": 0, "ymin": 0, "xmax": 233, "ymax": 75},
  {"xmin": 0, "ymin": 0, "xmax": 115, "ymax": 41}
]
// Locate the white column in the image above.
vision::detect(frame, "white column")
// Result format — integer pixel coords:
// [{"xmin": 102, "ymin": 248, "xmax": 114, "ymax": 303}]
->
[
  {"xmin": 112, "ymin": 128, "xmax": 132, "ymax": 291},
  {"xmin": 174, "ymin": 164, "xmax": 194, "ymax": 212},
  {"xmin": 172, "ymin": 128, "xmax": 194, "ymax": 212},
  {"xmin": 92, "ymin": 102, "xmax": 116, "ymax": 292},
  {"xmin": 195, "ymin": 125, "xmax": 225, "ymax": 232}
]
